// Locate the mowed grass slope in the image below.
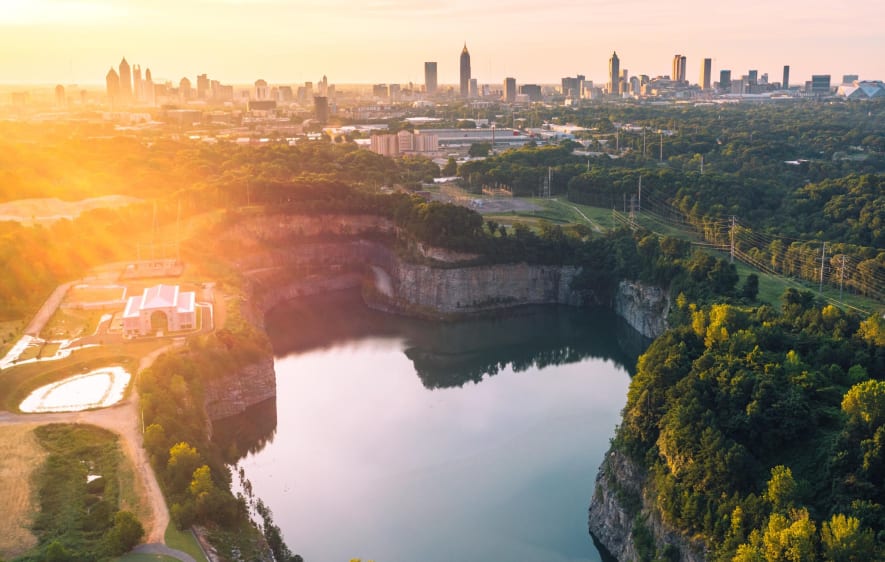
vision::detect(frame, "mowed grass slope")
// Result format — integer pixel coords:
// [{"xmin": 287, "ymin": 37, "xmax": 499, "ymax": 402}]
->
[{"xmin": 0, "ymin": 424, "xmax": 47, "ymax": 559}]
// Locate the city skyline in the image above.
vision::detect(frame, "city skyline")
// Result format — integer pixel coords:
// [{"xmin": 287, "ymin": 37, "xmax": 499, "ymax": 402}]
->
[{"xmin": 1, "ymin": 0, "xmax": 883, "ymax": 86}]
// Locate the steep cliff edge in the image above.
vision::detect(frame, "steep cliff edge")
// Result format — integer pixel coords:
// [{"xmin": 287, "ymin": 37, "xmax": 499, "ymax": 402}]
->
[
  {"xmin": 589, "ymin": 451, "xmax": 708, "ymax": 562},
  {"xmin": 203, "ymin": 356, "xmax": 276, "ymax": 422},
  {"xmin": 613, "ymin": 280, "xmax": 670, "ymax": 339}
]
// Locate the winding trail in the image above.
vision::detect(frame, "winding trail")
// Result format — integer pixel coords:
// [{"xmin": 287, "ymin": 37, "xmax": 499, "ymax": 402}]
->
[
  {"xmin": 0, "ymin": 339, "xmax": 187, "ymax": 555},
  {"xmin": 566, "ymin": 203, "xmax": 605, "ymax": 233}
]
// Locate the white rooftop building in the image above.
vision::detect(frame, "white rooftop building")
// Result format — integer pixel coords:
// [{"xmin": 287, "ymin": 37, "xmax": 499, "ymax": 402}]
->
[{"xmin": 122, "ymin": 284, "xmax": 196, "ymax": 337}]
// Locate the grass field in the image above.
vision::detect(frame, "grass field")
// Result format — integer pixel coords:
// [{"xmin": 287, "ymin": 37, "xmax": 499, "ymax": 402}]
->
[
  {"xmin": 117, "ymin": 554, "xmax": 180, "ymax": 562},
  {"xmin": 41, "ymin": 307, "xmax": 105, "ymax": 339},
  {"xmin": 165, "ymin": 524, "xmax": 208, "ymax": 562},
  {"xmin": 0, "ymin": 424, "xmax": 46, "ymax": 559}
]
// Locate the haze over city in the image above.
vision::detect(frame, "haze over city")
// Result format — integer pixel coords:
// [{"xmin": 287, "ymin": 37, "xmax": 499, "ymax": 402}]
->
[{"xmin": 2, "ymin": 0, "xmax": 884, "ymax": 85}]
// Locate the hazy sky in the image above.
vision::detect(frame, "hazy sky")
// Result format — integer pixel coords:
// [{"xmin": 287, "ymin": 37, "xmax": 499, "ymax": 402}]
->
[{"xmin": 1, "ymin": 0, "xmax": 883, "ymax": 86}]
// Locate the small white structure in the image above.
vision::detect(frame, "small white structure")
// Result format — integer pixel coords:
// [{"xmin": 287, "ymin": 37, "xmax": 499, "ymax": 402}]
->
[{"xmin": 122, "ymin": 284, "xmax": 196, "ymax": 337}]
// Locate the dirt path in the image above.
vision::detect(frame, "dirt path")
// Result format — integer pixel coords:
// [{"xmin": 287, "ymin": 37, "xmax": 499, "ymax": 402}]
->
[
  {"xmin": 0, "ymin": 340, "xmax": 184, "ymax": 547},
  {"xmin": 566, "ymin": 203, "xmax": 605, "ymax": 233}
]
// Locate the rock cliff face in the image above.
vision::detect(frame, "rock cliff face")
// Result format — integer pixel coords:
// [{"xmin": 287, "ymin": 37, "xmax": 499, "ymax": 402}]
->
[
  {"xmin": 379, "ymin": 262, "xmax": 583, "ymax": 317},
  {"xmin": 589, "ymin": 450, "xmax": 708, "ymax": 562},
  {"xmin": 203, "ymin": 356, "xmax": 276, "ymax": 423},
  {"xmin": 613, "ymin": 280, "xmax": 670, "ymax": 339}
]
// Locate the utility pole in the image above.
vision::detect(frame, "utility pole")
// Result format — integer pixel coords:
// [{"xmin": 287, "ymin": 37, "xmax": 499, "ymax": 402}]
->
[
  {"xmin": 819, "ymin": 242, "xmax": 827, "ymax": 293},
  {"xmin": 839, "ymin": 254, "xmax": 846, "ymax": 301},
  {"xmin": 638, "ymin": 175, "xmax": 642, "ymax": 216},
  {"xmin": 730, "ymin": 216, "xmax": 736, "ymax": 263},
  {"xmin": 700, "ymin": 154, "xmax": 704, "ymax": 174},
  {"xmin": 659, "ymin": 131, "xmax": 663, "ymax": 161},
  {"xmin": 642, "ymin": 129, "xmax": 646, "ymax": 158}
]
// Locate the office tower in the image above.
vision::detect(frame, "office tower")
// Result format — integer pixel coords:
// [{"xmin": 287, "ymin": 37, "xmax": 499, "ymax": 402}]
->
[
  {"xmin": 119, "ymin": 57, "xmax": 132, "ymax": 104},
  {"xmin": 254, "ymin": 79, "xmax": 268, "ymax": 100},
  {"xmin": 810, "ymin": 75, "xmax": 831, "ymax": 94},
  {"xmin": 425, "ymin": 62, "xmax": 438, "ymax": 94},
  {"xmin": 842, "ymin": 74, "xmax": 859, "ymax": 85},
  {"xmin": 319, "ymin": 75, "xmax": 328, "ymax": 96},
  {"xmin": 55, "ymin": 84, "xmax": 65, "ymax": 108},
  {"xmin": 373, "ymin": 84, "xmax": 389, "ymax": 98},
  {"xmin": 748, "ymin": 70, "xmax": 758, "ymax": 85},
  {"xmin": 519, "ymin": 84, "xmax": 541, "ymax": 101},
  {"xmin": 460, "ymin": 43, "xmax": 471, "ymax": 98},
  {"xmin": 144, "ymin": 68, "xmax": 154, "ymax": 106},
  {"xmin": 133, "ymin": 65, "xmax": 142, "ymax": 102},
  {"xmin": 179, "ymin": 77, "xmax": 192, "ymax": 101},
  {"xmin": 314, "ymin": 96, "xmax": 329, "ymax": 123},
  {"xmin": 503, "ymin": 77, "xmax": 516, "ymax": 102},
  {"xmin": 389, "ymin": 84, "xmax": 401, "ymax": 101},
  {"xmin": 719, "ymin": 70, "xmax": 731, "ymax": 91},
  {"xmin": 197, "ymin": 74, "xmax": 209, "ymax": 99},
  {"xmin": 469, "ymin": 78, "xmax": 478, "ymax": 98},
  {"xmin": 609, "ymin": 52, "xmax": 620, "ymax": 95},
  {"xmin": 700, "ymin": 58, "xmax": 712, "ymax": 90},
  {"xmin": 672, "ymin": 54, "xmax": 686, "ymax": 83},
  {"xmin": 106, "ymin": 67, "xmax": 120, "ymax": 108},
  {"xmin": 561, "ymin": 75, "xmax": 584, "ymax": 97},
  {"xmin": 782, "ymin": 66, "xmax": 790, "ymax": 89}
]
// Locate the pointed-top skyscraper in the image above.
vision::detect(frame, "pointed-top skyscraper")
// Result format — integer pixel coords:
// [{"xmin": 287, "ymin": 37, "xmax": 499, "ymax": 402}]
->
[
  {"xmin": 119, "ymin": 57, "xmax": 132, "ymax": 104},
  {"xmin": 609, "ymin": 52, "xmax": 620, "ymax": 95},
  {"xmin": 106, "ymin": 67, "xmax": 120, "ymax": 108},
  {"xmin": 460, "ymin": 43, "xmax": 471, "ymax": 98}
]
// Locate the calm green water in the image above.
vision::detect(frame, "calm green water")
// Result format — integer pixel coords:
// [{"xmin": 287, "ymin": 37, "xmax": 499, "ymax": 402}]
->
[{"xmin": 227, "ymin": 290, "xmax": 642, "ymax": 562}]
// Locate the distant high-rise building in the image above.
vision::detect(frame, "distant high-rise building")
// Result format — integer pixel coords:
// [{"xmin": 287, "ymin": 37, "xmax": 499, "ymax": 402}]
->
[
  {"xmin": 783, "ymin": 65, "xmax": 790, "ymax": 89},
  {"xmin": 561, "ymin": 75, "xmax": 585, "ymax": 97},
  {"xmin": 373, "ymin": 84, "xmax": 389, "ymax": 98},
  {"xmin": 810, "ymin": 75, "xmax": 831, "ymax": 94},
  {"xmin": 748, "ymin": 69, "xmax": 758, "ymax": 85},
  {"xmin": 424, "ymin": 62, "xmax": 438, "ymax": 94},
  {"xmin": 719, "ymin": 70, "xmax": 732, "ymax": 91},
  {"xmin": 119, "ymin": 57, "xmax": 132, "ymax": 104},
  {"xmin": 470, "ymin": 78, "xmax": 478, "ymax": 98},
  {"xmin": 389, "ymin": 83, "xmax": 401, "ymax": 101},
  {"xmin": 179, "ymin": 77, "xmax": 192, "ymax": 101},
  {"xmin": 842, "ymin": 74, "xmax": 859, "ymax": 85},
  {"xmin": 460, "ymin": 43, "xmax": 471, "ymax": 98},
  {"xmin": 314, "ymin": 96, "xmax": 329, "ymax": 123},
  {"xmin": 254, "ymin": 79, "xmax": 268, "ymax": 100},
  {"xmin": 609, "ymin": 52, "xmax": 620, "ymax": 95},
  {"xmin": 519, "ymin": 84, "xmax": 542, "ymax": 101},
  {"xmin": 197, "ymin": 74, "xmax": 209, "ymax": 99},
  {"xmin": 106, "ymin": 67, "xmax": 120, "ymax": 108},
  {"xmin": 319, "ymin": 75, "xmax": 328, "ymax": 96},
  {"xmin": 672, "ymin": 54, "xmax": 686, "ymax": 83},
  {"xmin": 132, "ymin": 65, "xmax": 142, "ymax": 102},
  {"xmin": 700, "ymin": 58, "xmax": 712, "ymax": 90},
  {"xmin": 55, "ymin": 84, "xmax": 65, "ymax": 108},
  {"xmin": 144, "ymin": 68, "xmax": 154, "ymax": 106},
  {"xmin": 503, "ymin": 77, "xmax": 516, "ymax": 102}
]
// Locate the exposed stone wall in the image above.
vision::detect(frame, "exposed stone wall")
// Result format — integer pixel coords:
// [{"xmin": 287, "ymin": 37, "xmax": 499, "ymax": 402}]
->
[
  {"xmin": 613, "ymin": 280, "xmax": 670, "ymax": 339},
  {"xmin": 203, "ymin": 357, "xmax": 276, "ymax": 422},
  {"xmin": 589, "ymin": 451, "xmax": 708, "ymax": 562}
]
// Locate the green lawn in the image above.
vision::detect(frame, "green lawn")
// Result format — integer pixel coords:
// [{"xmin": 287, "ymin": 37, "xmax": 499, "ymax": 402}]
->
[
  {"xmin": 165, "ymin": 524, "xmax": 208, "ymax": 562},
  {"xmin": 117, "ymin": 554, "xmax": 179, "ymax": 562}
]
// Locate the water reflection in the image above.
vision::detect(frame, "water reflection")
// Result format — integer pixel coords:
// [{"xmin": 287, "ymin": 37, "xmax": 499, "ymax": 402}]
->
[
  {"xmin": 220, "ymin": 290, "xmax": 644, "ymax": 562},
  {"xmin": 266, "ymin": 290, "xmax": 643, "ymax": 388}
]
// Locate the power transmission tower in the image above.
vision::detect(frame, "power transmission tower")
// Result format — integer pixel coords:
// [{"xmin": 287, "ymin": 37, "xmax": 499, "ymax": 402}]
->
[
  {"xmin": 730, "ymin": 216, "xmax": 736, "ymax": 263},
  {"xmin": 818, "ymin": 242, "xmax": 827, "ymax": 293}
]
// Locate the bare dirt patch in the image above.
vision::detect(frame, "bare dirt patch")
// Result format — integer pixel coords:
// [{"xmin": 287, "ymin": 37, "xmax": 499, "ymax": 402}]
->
[{"xmin": 0, "ymin": 424, "xmax": 46, "ymax": 558}]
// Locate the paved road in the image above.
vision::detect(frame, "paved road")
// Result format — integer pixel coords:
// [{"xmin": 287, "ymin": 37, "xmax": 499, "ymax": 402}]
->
[
  {"xmin": 24, "ymin": 281, "xmax": 76, "ymax": 337},
  {"xmin": 131, "ymin": 543, "xmax": 197, "ymax": 562},
  {"xmin": 0, "ymin": 341, "xmax": 185, "ymax": 555}
]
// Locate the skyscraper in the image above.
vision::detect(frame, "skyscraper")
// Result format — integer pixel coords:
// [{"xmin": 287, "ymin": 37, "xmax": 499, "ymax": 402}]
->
[
  {"xmin": 133, "ymin": 65, "xmax": 142, "ymax": 102},
  {"xmin": 608, "ymin": 52, "xmax": 620, "ymax": 95},
  {"xmin": 700, "ymin": 58, "xmax": 712, "ymax": 90},
  {"xmin": 719, "ymin": 70, "xmax": 732, "ymax": 91},
  {"xmin": 672, "ymin": 54, "xmax": 686, "ymax": 83},
  {"xmin": 119, "ymin": 57, "xmax": 132, "ymax": 104},
  {"xmin": 106, "ymin": 67, "xmax": 120, "ymax": 108},
  {"xmin": 460, "ymin": 43, "xmax": 471, "ymax": 98},
  {"xmin": 314, "ymin": 96, "xmax": 329, "ymax": 123},
  {"xmin": 424, "ymin": 62, "xmax": 438, "ymax": 94},
  {"xmin": 503, "ymin": 77, "xmax": 516, "ymax": 102},
  {"xmin": 783, "ymin": 65, "xmax": 790, "ymax": 89}
]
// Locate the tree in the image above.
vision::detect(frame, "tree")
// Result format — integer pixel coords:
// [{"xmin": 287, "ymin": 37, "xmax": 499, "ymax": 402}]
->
[
  {"xmin": 820, "ymin": 514, "xmax": 875, "ymax": 562},
  {"xmin": 842, "ymin": 380, "xmax": 885, "ymax": 430},
  {"xmin": 762, "ymin": 509, "xmax": 817, "ymax": 562},
  {"xmin": 143, "ymin": 423, "xmax": 167, "ymax": 459},
  {"xmin": 764, "ymin": 466, "xmax": 797, "ymax": 513},
  {"xmin": 167, "ymin": 442, "xmax": 202, "ymax": 493},
  {"xmin": 741, "ymin": 274, "xmax": 759, "ymax": 300},
  {"xmin": 102, "ymin": 511, "xmax": 145, "ymax": 555},
  {"xmin": 468, "ymin": 142, "xmax": 491, "ymax": 157},
  {"xmin": 442, "ymin": 157, "xmax": 458, "ymax": 176}
]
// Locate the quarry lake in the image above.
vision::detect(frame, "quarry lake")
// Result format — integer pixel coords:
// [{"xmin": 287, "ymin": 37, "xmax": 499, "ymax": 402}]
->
[{"xmin": 225, "ymin": 290, "xmax": 643, "ymax": 562}]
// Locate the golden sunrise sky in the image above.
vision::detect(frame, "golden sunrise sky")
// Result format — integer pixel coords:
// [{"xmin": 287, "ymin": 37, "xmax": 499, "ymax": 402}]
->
[{"xmin": 1, "ymin": 0, "xmax": 883, "ymax": 86}]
